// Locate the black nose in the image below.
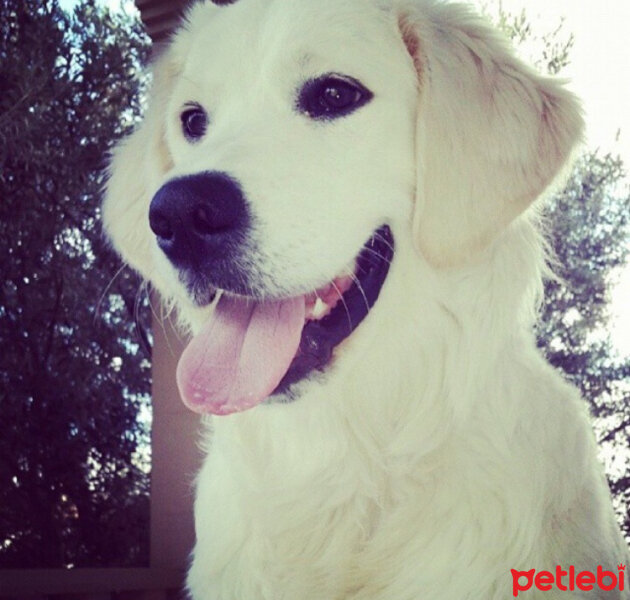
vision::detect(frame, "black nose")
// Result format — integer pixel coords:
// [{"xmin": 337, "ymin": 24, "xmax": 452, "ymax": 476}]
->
[{"xmin": 148, "ymin": 172, "xmax": 249, "ymax": 269}]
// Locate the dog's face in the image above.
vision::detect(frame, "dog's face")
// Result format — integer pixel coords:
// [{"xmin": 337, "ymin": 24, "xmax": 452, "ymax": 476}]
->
[
  {"xmin": 158, "ymin": 0, "xmax": 417, "ymax": 300},
  {"xmin": 104, "ymin": 0, "xmax": 582, "ymax": 415}
]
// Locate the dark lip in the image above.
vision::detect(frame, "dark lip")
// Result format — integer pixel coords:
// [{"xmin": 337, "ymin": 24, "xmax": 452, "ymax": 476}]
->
[
  {"xmin": 272, "ymin": 224, "xmax": 394, "ymax": 395},
  {"xmin": 182, "ymin": 265, "xmax": 255, "ymax": 306}
]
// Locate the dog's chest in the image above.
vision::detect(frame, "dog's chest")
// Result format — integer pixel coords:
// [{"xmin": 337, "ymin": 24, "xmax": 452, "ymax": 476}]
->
[
  {"xmin": 188, "ymin": 418, "xmax": 380, "ymax": 598},
  {"xmin": 185, "ymin": 417, "xmax": 525, "ymax": 600}
]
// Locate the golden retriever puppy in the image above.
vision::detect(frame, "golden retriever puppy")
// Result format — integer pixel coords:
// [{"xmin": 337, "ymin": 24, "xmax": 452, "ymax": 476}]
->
[{"xmin": 104, "ymin": 0, "xmax": 629, "ymax": 597}]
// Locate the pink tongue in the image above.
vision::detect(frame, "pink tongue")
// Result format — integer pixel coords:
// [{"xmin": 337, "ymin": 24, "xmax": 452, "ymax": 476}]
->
[{"xmin": 176, "ymin": 294, "xmax": 305, "ymax": 415}]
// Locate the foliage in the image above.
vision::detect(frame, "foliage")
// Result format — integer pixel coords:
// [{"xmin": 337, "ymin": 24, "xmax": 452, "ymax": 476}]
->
[
  {"xmin": 0, "ymin": 0, "xmax": 151, "ymax": 568},
  {"xmin": 491, "ymin": 2, "xmax": 574, "ymax": 75},
  {"xmin": 539, "ymin": 152, "xmax": 630, "ymax": 540}
]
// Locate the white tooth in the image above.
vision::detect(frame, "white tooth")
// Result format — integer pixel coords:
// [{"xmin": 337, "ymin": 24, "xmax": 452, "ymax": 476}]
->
[{"xmin": 313, "ymin": 297, "xmax": 327, "ymax": 319}]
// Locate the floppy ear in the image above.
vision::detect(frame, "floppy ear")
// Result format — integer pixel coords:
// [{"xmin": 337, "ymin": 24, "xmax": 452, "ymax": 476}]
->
[
  {"xmin": 398, "ymin": 2, "xmax": 583, "ymax": 266},
  {"xmin": 102, "ymin": 48, "xmax": 179, "ymax": 271}
]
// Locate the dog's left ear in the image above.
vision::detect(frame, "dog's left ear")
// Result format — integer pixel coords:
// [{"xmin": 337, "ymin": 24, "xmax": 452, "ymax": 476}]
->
[{"xmin": 398, "ymin": 2, "xmax": 583, "ymax": 265}]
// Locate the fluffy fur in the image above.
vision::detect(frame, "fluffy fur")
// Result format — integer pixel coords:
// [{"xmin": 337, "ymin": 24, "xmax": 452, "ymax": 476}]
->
[{"xmin": 104, "ymin": 0, "xmax": 629, "ymax": 598}]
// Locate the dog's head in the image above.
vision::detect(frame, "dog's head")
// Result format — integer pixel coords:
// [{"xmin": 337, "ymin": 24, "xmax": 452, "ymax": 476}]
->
[{"xmin": 104, "ymin": 0, "xmax": 582, "ymax": 414}]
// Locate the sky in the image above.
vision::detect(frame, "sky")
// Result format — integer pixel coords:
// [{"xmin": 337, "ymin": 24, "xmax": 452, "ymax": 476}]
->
[
  {"xmin": 492, "ymin": 0, "xmax": 630, "ymax": 162},
  {"xmin": 59, "ymin": 0, "xmax": 630, "ymax": 355}
]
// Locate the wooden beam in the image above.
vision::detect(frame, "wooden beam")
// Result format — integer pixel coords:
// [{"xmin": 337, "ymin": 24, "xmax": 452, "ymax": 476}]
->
[{"xmin": 134, "ymin": 0, "xmax": 189, "ymax": 43}]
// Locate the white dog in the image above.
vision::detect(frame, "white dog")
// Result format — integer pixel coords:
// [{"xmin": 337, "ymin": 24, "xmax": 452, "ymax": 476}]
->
[{"xmin": 104, "ymin": 0, "xmax": 629, "ymax": 598}]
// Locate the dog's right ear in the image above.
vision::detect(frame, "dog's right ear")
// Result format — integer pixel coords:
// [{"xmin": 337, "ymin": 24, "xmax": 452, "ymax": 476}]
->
[{"xmin": 103, "ymin": 48, "xmax": 179, "ymax": 269}]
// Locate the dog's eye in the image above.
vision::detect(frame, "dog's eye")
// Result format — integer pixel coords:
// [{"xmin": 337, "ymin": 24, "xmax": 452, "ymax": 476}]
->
[
  {"xmin": 297, "ymin": 75, "xmax": 372, "ymax": 120},
  {"xmin": 180, "ymin": 104, "xmax": 208, "ymax": 141}
]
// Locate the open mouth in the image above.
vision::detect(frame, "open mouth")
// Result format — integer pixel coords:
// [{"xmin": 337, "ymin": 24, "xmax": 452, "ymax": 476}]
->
[{"xmin": 176, "ymin": 225, "xmax": 394, "ymax": 415}]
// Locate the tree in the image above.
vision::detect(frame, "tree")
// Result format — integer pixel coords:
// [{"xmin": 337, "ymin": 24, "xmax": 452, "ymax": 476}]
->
[
  {"xmin": 484, "ymin": 0, "xmax": 630, "ymax": 541},
  {"xmin": 0, "ymin": 0, "xmax": 152, "ymax": 567},
  {"xmin": 539, "ymin": 152, "xmax": 630, "ymax": 541}
]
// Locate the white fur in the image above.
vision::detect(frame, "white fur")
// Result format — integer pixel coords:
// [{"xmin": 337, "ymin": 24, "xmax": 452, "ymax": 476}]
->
[{"xmin": 103, "ymin": 0, "xmax": 629, "ymax": 598}]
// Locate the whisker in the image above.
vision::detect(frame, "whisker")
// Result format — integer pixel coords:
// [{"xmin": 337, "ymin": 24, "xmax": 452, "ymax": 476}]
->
[
  {"xmin": 372, "ymin": 231, "xmax": 395, "ymax": 253},
  {"xmin": 134, "ymin": 281, "xmax": 152, "ymax": 356},
  {"xmin": 149, "ymin": 291, "xmax": 181, "ymax": 358},
  {"xmin": 314, "ymin": 286, "xmax": 324, "ymax": 302},
  {"xmin": 365, "ymin": 246, "xmax": 393, "ymax": 265},
  {"xmin": 349, "ymin": 270, "xmax": 371, "ymax": 317},
  {"xmin": 95, "ymin": 262, "xmax": 128, "ymax": 323},
  {"xmin": 166, "ymin": 304, "xmax": 185, "ymax": 345},
  {"xmin": 330, "ymin": 279, "xmax": 353, "ymax": 333},
  {"xmin": 145, "ymin": 284, "xmax": 163, "ymax": 324},
  {"xmin": 354, "ymin": 247, "xmax": 393, "ymax": 275},
  {"xmin": 160, "ymin": 295, "xmax": 177, "ymax": 326}
]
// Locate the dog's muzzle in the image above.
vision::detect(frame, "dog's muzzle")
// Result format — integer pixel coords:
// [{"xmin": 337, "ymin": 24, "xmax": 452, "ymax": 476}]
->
[{"xmin": 148, "ymin": 172, "xmax": 395, "ymax": 414}]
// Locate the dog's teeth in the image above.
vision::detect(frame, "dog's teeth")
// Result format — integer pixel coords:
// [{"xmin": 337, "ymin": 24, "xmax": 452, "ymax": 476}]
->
[{"xmin": 313, "ymin": 298, "xmax": 327, "ymax": 319}]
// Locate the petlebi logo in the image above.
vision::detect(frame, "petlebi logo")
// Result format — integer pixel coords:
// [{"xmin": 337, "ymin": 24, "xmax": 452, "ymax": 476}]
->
[{"xmin": 511, "ymin": 564, "xmax": 626, "ymax": 597}]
